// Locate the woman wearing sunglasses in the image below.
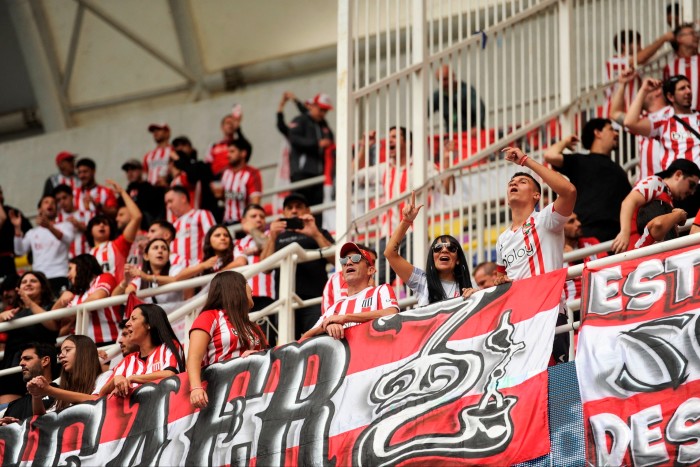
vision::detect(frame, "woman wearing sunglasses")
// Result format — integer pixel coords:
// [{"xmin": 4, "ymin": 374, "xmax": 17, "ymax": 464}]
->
[{"xmin": 384, "ymin": 191, "xmax": 474, "ymax": 307}]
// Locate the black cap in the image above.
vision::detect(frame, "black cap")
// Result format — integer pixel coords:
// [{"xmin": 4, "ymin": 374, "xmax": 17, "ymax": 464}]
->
[
  {"xmin": 121, "ymin": 159, "xmax": 142, "ymax": 171},
  {"xmin": 656, "ymin": 159, "xmax": 700, "ymax": 179},
  {"xmin": 283, "ymin": 192, "xmax": 308, "ymax": 208}
]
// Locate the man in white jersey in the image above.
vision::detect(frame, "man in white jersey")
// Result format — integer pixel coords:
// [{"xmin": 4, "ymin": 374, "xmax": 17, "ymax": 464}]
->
[
  {"xmin": 302, "ymin": 242, "xmax": 399, "ymax": 340},
  {"xmin": 625, "ymin": 75, "xmax": 700, "ymax": 216},
  {"xmin": 11, "ymin": 195, "xmax": 75, "ymax": 292},
  {"xmin": 494, "ymin": 147, "xmax": 577, "ymax": 284}
]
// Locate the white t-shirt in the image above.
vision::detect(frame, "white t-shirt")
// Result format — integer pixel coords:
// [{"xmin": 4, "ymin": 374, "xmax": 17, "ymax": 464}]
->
[
  {"xmin": 496, "ymin": 203, "xmax": 568, "ymax": 281},
  {"xmin": 407, "ymin": 267, "xmax": 461, "ymax": 307},
  {"xmin": 14, "ymin": 222, "xmax": 75, "ymax": 278}
]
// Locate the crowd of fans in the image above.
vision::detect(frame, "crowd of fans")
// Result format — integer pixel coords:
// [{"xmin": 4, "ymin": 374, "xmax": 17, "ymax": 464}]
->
[{"xmin": 1, "ymin": 16, "xmax": 700, "ymax": 425}]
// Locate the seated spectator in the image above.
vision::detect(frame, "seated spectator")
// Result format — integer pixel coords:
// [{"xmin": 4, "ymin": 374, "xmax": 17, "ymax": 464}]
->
[
  {"xmin": 43, "ymin": 151, "xmax": 80, "ymax": 197},
  {"xmin": 302, "ymin": 242, "xmax": 399, "ymax": 340},
  {"xmin": 260, "ymin": 193, "xmax": 334, "ymax": 338},
  {"xmin": 321, "ymin": 244, "xmax": 377, "ymax": 314},
  {"xmin": 176, "ymin": 225, "xmax": 247, "ymax": 280},
  {"xmin": 613, "ymin": 159, "xmax": 700, "ymax": 253},
  {"xmin": 207, "ymin": 107, "xmax": 253, "ymax": 178},
  {"xmin": 27, "ymin": 335, "xmax": 101, "ymax": 414},
  {"xmin": 187, "ymin": 271, "xmax": 268, "ymax": 409},
  {"xmin": 121, "ymin": 158, "xmax": 164, "ymax": 229},
  {"xmin": 495, "ymin": 148, "xmax": 577, "ymax": 284},
  {"xmin": 635, "ymin": 201, "xmax": 687, "ymax": 249},
  {"xmin": 143, "ymin": 123, "xmax": 173, "ymax": 188},
  {"xmin": 1, "ymin": 342, "xmax": 58, "ymax": 423},
  {"xmin": 99, "ymin": 304, "xmax": 184, "ymax": 397},
  {"xmin": 73, "ymin": 158, "xmax": 118, "ymax": 217},
  {"xmin": 165, "ymin": 186, "xmax": 216, "ymax": 266},
  {"xmin": 384, "ymin": 192, "xmax": 474, "ymax": 306},
  {"xmin": 171, "ymin": 136, "xmax": 219, "ymax": 221},
  {"xmin": 472, "ymin": 261, "xmax": 498, "ymax": 289},
  {"xmin": 0, "ymin": 186, "xmax": 31, "ymax": 283},
  {"xmin": 213, "ymin": 139, "xmax": 262, "ymax": 226},
  {"xmin": 55, "ymin": 254, "xmax": 120, "ymax": 346},
  {"xmin": 12, "ymin": 194, "xmax": 75, "ymax": 293},
  {"xmin": 544, "ymin": 119, "xmax": 630, "ymax": 242},
  {"xmin": 112, "ymin": 238, "xmax": 184, "ymax": 304},
  {"xmin": 0, "ymin": 272, "xmax": 57, "ymax": 405},
  {"xmin": 53, "ymin": 184, "xmax": 90, "ymax": 258},
  {"xmin": 87, "ymin": 180, "xmax": 143, "ymax": 279}
]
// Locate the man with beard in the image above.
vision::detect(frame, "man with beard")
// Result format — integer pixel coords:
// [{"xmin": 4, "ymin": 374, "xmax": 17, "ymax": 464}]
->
[
  {"xmin": 216, "ymin": 139, "xmax": 262, "ymax": 226},
  {"xmin": 142, "ymin": 123, "xmax": 174, "ymax": 187},
  {"xmin": 12, "ymin": 195, "xmax": 75, "ymax": 292},
  {"xmin": 1, "ymin": 343, "xmax": 57, "ymax": 423},
  {"xmin": 206, "ymin": 106, "xmax": 253, "ymax": 178},
  {"xmin": 73, "ymin": 158, "xmax": 118, "ymax": 218}
]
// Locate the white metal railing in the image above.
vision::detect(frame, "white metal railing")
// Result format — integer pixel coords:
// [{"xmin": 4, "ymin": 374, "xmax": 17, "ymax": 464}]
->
[{"xmin": 336, "ymin": 0, "xmax": 698, "ymax": 295}]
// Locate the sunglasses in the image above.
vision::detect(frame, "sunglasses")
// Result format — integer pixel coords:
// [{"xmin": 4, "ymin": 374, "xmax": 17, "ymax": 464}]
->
[
  {"xmin": 340, "ymin": 253, "xmax": 367, "ymax": 265},
  {"xmin": 432, "ymin": 242, "xmax": 458, "ymax": 254}
]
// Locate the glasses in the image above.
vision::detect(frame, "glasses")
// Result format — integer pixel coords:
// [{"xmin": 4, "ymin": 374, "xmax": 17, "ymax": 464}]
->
[
  {"xmin": 340, "ymin": 254, "xmax": 366, "ymax": 265},
  {"xmin": 432, "ymin": 243, "xmax": 458, "ymax": 254},
  {"xmin": 59, "ymin": 346, "xmax": 75, "ymax": 356}
]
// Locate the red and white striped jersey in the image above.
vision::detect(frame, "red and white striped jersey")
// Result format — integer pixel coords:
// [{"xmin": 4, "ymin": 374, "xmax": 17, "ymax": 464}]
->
[
  {"xmin": 108, "ymin": 343, "xmax": 183, "ymax": 388},
  {"xmin": 73, "ymin": 185, "xmax": 117, "ymax": 215},
  {"xmin": 321, "ymin": 271, "xmax": 347, "ymax": 313},
  {"xmin": 562, "ymin": 237, "xmax": 607, "ymax": 302},
  {"xmin": 235, "ymin": 234, "xmax": 275, "ymax": 298},
  {"xmin": 221, "ymin": 166, "xmax": 263, "ymax": 224},
  {"xmin": 496, "ymin": 203, "xmax": 568, "ymax": 281},
  {"xmin": 313, "ymin": 284, "xmax": 399, "ymax": 330},
  {"xmin": 47, "ymin": 173, "xmax": 81, "ymax": 192},
  {"xmin": 637, "ymin": 106, "xmax": 674, "ymax": 179},
  {"xmin": 633, "ymin": 175, "xmax": 673, "ymax": 205},
  {"xmin": 56, "ymin": 209, "xmax": 91, "ymax": 257},
  {"xmin": 90, "ymin": 235, "xmax": 131, "ymax": 281},
  {"xmin": 171, "ymin": 209, "xmax": 215, "ymax": 266},
  {"xmin": 68, "ymin": 273, "xmax": 120, "ymax": 344},
  {"xmin": 664, "ymin": 54, "xmax": 700, "ymax": 111},
  {"xmin": 380, "ymin": 163, "xmax": 439, "ymax": 237},
  {"xmin": 649, "ymin": 112, "xmax": 700, "ymax": 167},
  {"xmin": 602, "ymin": 55, "xmax": 641, "ymax": 116},
  {"xmin": 170, "ymin": 172, "xmax": 201, "ymax": 211},
  {"xmin": 190, "ymin": 309, "xmax": 265, "ymax": 367},
  {"xmin": 143, "ymin": 146, "xmax": 173, "ymax": 185},
  {"xmin": 634, "ymin": 227, "xmax": 658, "ymax": 249}
]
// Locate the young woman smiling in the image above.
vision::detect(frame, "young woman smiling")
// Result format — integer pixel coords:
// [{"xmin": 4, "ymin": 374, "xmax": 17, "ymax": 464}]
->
[
  {"xmin": 384, "ymin": 191, "xmax": 474, "ymax": 307},
  {"xmin": 175, "ymin": 225, "xmax": 247, "ymax": 281}
]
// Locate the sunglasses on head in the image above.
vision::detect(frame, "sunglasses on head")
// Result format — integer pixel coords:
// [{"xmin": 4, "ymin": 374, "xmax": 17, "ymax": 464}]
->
[
  {"xmin": 432, "ymin": 242, "xmax": 458, "ymax": 254},
  {"xmin": 340, "ymin": 253, "xmax": 367, "ymax": 265}
]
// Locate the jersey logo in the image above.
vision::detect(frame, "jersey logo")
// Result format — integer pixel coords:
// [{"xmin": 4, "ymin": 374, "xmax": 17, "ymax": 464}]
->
[
  {"xmin": 671, "ymin": 131, "xmax": 688, "ymax": 141},
  {"xmin": 362, "ymin": 297, "xmax": 374, "ymax": 308},
  {"xmin": 502, "ymin": 245, "xmax": 535, "ymax": 268}
]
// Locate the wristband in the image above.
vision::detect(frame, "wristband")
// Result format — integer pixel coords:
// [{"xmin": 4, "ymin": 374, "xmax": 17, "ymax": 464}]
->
[
  {"xmin": 190, "ymin": 387, "xmax": 203, "ymax": 392},
  {"xmin": 519, "ymin": 155, "xmax": 529, "ymax": 166}
]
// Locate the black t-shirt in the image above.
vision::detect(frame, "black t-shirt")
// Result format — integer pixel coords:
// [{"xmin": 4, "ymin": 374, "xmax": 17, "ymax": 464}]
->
[
  {"xmin": 555, "ymin": 153, "xmax": 631, "ymax": 242},
  {"xmin": 0, "ymin": 204, "xmax": 31, "ymax": 255},
  {"xmin": 274, "ymin": 228, "xmax": 334, "ymax": 298},
  {"xmin": 4, "ymin": 385, "xmax": 57, "ymax": 421},
  {"xmin": 1, "ymin": 306, "xmax": 58, "ymax": 371}
]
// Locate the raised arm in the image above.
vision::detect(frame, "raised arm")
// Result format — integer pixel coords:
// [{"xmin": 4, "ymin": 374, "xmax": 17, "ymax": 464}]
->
[
  {"xmin": 383, "ymin": 191, "xmax": 422, "ymax": 283},
  {"xmin": 645, "ymin": 208, "xmax": 687, "ymax": 243},
  {"xmin": 107, "ymin": 180, "xmax": 142, "ymax": 244},
  {"xmin": 503, "ymin": 147, "xmax": 577, "ymax": 216},
  {"xmin": 610, "ymin": 69, "xmax": 638, "ymax": 125},
  {"xmin": 624, "ymin": 78, "xmax": 660, "ymax": 136},
  {"xmin": 635, "ymin": 31, "xmax": 674, "ymax": 66},
  {"xmin": 543, "ymin": 135, "xmax": 580, "ymax": 168}
]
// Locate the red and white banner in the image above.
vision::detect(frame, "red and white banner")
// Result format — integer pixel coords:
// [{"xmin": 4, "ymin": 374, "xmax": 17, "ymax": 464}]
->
[
  {"xmin": 0, "ymin": 270, "xmax": 565, "ymax": 466},
  {"xmin": 577, "ymin": 245, "xmax": 700, "ymax": 466}
]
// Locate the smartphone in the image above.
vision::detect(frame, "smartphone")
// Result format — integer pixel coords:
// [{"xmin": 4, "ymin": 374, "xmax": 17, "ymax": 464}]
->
[{"xmin": 281, "ymin": 217, "xmax": 304, "ymax": 230}]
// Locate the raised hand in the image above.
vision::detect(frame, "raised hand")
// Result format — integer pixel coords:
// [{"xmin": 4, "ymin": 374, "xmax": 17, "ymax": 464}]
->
[{"xmin": 401, "ymin": 191, "xmax": 424, "ymax": 223}]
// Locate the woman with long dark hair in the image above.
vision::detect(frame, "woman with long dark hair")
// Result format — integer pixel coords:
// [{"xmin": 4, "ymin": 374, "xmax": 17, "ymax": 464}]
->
[
  {"xmin": 112, "ymin": 238, "xmax": 183, "ymax": 304},
  {"xmin": 384, "ymin": 192, "xmax": 474, "ymax": 306},
  {"xmin": 0, "ymin": 272, "xmax": 57, "ymax": 404},
  {"xmin": 55, "ymin": 254, "xmax": 120, "ymax": 345},
  {"xmin": 99, "ymin": 304, "xmax": 184, "ymax": 397},
  {"xmin": 176, "ymin": 225, "xmax": 247, "ymax": 280},
  {"xmin": 27, "ymin": 335, "xmax": 101, "ymax": 414},
  {"xmin": 187, "ymin": 271, "xmax": 268, "ymax": 408}
]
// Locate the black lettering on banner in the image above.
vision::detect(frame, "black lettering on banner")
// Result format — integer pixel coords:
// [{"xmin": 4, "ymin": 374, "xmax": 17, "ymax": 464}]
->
[
  {"xmin": 106, "ymin": 377, "xmax": 180, "ymax": 467},
  {"xmin": 256, "ymin": 338, "xmax": 348, "ymax": 467},
  {"xmin": 185, "ymin": 354, "xmax": 271, "ymax": 466},
  {"xmin": 0, "ymin": 418, "xmax": 29, "ymax": 467},
  {"xmin": 30, "ymin": 398, "xmax": 106, "ymax": 467}
]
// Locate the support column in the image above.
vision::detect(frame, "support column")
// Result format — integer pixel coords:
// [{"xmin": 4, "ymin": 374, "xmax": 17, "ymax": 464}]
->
[
  {"xmin": 7, "ymin": 0, "xmax": 71, "ymax": 131},
  {"xmin": 557, "ymin": 0, "xmax": 575, "ymax": 136},
  {"xmin": 168, "ymin": 0, "xmax": 209, "ymax": 99}
]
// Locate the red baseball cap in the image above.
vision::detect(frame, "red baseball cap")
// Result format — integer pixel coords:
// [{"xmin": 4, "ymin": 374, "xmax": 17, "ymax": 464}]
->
[
  {"xmin": 55, "ymin": 151, "xmax": 76, "ymax": 165},
  {"xmin": 148, "ymin": 122, "xmax": 170, "ymax": 132},
  {"xmin": 311, "ymin": 93, "xmax": 333, "ymax": 111},
  {"xmin": 339, "ymin": 242, "xmax": 374, "ymax": 266}
]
